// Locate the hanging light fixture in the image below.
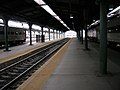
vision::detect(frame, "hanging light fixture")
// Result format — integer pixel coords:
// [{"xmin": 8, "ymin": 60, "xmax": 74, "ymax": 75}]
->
[{"xmin": 70, "ymin": 14, "xmax": 73, "ymax": 19}]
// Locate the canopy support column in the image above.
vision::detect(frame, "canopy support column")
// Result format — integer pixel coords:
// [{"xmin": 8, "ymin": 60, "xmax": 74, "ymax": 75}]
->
[
  {"xmin": 48, "ymin": 28, "xmax": 50, "ymax": 41},
  {"xmin": 100, "ymin": 0, "xmax": 107, "ymax": 74},
  {"xmin": 3, "ymin": 17, "xmax": 10, "ymax": 51},
  {"xmin": 83, "ymin": 9, "xmax": 89, "ymax": 50},
  {"xmin": 29, "ymin": 22, "xmax": 32, "ymax": 45},
  {"xmin": 41, "ymin": 26, "xmax": 45, "ymax": 42}
]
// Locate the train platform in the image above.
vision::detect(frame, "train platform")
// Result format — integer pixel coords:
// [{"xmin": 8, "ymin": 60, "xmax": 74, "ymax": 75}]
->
[
  {"xmin": 17, "ymin": 38, "xmax": 120, "ymax": 90},
  {"xmin": 0, "ymin": 40, "xmax": 59, "ymax": 64}
]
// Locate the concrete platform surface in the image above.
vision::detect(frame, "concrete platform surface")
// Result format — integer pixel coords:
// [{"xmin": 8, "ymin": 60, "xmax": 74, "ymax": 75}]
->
[{"xmin": 42, "ymin": 38, "xmax": 120, "ymax": 90}]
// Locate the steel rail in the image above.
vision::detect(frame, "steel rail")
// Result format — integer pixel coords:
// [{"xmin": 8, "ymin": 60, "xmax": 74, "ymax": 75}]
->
[{"xmin": 0, "ymin": 38, "xmax": 69, "ymax": 90}]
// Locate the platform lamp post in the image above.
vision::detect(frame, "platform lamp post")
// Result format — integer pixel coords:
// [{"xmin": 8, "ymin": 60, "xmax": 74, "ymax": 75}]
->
[
  {"xmin": 3, "ymin": 16, "xmax": 10, "ymax": 51},
  {"xmin": 99, "ymin": 0, "xmax": 108, "ymax": 74}
]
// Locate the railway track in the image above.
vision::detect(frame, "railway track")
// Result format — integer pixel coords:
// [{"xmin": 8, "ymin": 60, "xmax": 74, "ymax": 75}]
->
[{"xmin": 0, "ymin": 38, "xmax": 70, "ymax": 90}]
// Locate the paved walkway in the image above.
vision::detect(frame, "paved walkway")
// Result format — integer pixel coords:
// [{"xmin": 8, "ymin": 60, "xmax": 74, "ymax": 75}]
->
[{"xmin": 42, "ymin": 38, "xmax": 120, "ymax": 90}]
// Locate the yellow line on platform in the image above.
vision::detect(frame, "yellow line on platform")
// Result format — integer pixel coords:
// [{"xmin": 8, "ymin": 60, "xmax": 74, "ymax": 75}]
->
[{"xmin": 17, "ymin": 39, "xmax": 72, "ymax": 90}]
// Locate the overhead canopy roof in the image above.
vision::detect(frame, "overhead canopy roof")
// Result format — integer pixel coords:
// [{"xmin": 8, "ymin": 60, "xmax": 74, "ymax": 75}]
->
[{"xmin": 0, "ymin": 0, "xmax": 119, "ymax": 32}]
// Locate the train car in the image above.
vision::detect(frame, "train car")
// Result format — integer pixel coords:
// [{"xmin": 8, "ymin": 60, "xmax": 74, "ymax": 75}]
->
[
  {"xmin": 0, "ymin": 26, "xmax": 26, "ymax": 46},
  {"xmin": 88, "ymin": 17, "xmax": 120, "ymax": 48},
  {"xmin": 88, "ymin": 28, "xmax": 99, "ymax": 42},
  {"xmin": 107, "ymin": 26, "xmax": 120, "ymax": 47},
  {"xmin": 88, "ymin": 7, "xmax": 120, "ymax": 49}
]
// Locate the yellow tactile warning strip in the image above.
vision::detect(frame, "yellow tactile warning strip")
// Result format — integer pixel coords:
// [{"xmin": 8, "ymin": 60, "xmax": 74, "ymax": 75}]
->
[
  {"xmin": 0, "ymin": 39, "xmax": 60, "ymax": 64},
  {"xmin": 17, "ymin": 39, "xmax": 72, "ymax": 90}
]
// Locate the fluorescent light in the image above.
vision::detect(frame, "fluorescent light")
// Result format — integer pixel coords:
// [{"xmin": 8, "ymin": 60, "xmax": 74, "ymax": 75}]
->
[
  {"xmin": 70, "ymin": 15, "xmax": 73, "ymax": 19},
  {"xmin": 107, "ymin": 13, "xmax": 114, "ymax": 17},
  {"xmin": 70, "ymin": 14, "xmax": 73, "ymax": 19},
  {"xmin": 108, "ymin": 6, "xmax": 120, "ymax": 14},
  {"xmin": 41, "ymin": 5, "xmax": 56, "ymax": 16},
  {"xmin": 93, "ymin": 20, "xmax": 95, "ymax": 22},
  {"xmin": 54, "ymin": 30, "xmax": 56, "ymax": 32},
  {"xmin": 34, "ymin": 0, "xmax": 45, "ymax": 5},
  {"xmin": 90, "ymin": 20, "xmax": 99, "ymax": 26},
  {"xmin": 32, "ymin": 24, "xmax": 41, "ymax": 30},
  {"xmin": 109, "ymin": 8, "xmax": 113, "ymax": 11},
  {"xmin": 50, "ymin": 29, "xmax": 53, "ymax": 32},
  {"xmin": 22, "ymin": 22, "xmax": 29, "ymax": 29},
  {"xmin": 8, "ymin": 20, "xmax": 22, "ymax": 28},
  {"xmin": 60, "ymin": 21, "xmax": 64, "ymax": 24},
  {"xmin": 63, "ymin": 23, "xmax": 67, "ymax": 27},
  {"xmin": 8, "ymin": 20, "xmax": 29, "ymax": 29},
  {"xmin": 107, "ymin": 6, "xmax": 120, "ymax": 18},
  {"xmin": 43, "ymin": 27, "xmax": 48, "ymax": 31},
  {"xmin": 54, "ymin": 16, "xmax": 61, "ymax": 21},
  {"xmin": 34, "ymin": 0, "xmax": 70, "ymax": 30},
  {"xmin": 66, "ymin": 27, "xmax": 69, "ymax": 29},
  {"xmin": 70, "ymin": 16, "xmax": 73, "ymax": 19},
  {"xmin": 0, "ymin": 19, "xmax": 3, "ymax": 23},
  {"xmin": 0, "ymin": 24, "xmax": 4, "ymax": 26}
]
